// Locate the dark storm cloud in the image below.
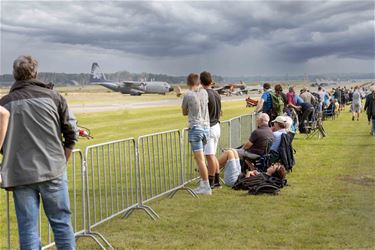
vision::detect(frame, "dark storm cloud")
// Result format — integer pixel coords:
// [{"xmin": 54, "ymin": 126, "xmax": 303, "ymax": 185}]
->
[{"xmin": 1, "ymin": 1, "xmax": 374, "ymax": 63}]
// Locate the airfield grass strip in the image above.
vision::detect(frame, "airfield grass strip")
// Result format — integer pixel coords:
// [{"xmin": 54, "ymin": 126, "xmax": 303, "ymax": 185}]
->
[{"xmin": 75, "ymin": 110, "xmax": 375, "ymax": 250}]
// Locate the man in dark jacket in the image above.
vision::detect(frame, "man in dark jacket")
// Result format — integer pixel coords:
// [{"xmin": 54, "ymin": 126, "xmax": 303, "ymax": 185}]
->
[
  {"xmin": 0, "ymin": 55, "xmax": 78, "ymax": 249},
  {"xmin": 364, "ymin": 86, "xmax": 375, "ymax": 136}
]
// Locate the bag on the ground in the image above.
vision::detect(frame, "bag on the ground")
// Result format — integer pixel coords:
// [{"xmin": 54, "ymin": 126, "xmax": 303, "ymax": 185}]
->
[
  {"xmin": 232, "ymin": 173, "xmax": 287, "ymax": 195},
  {"xmin": 270, "ymin": 92, "xmax": 285, "ymax": 116}
]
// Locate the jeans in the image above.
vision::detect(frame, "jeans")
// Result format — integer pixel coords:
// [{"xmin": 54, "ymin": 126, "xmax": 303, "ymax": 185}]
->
[
  {"xmin": 188, "ymin": 126, "xmax": 209, "ymax": 151},
  {"xmin": 13, "ymin": 174, "xmax": 75, "ymax": 250},
  {"xmin": 372, "ymin": 119, "xmax": 375, "ymax": 135}
]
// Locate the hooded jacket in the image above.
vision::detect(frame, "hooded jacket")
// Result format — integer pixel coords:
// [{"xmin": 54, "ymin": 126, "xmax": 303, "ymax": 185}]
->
[{"xmin": 0, "ymin": 79, "xmax": 78, "ymax": 188}]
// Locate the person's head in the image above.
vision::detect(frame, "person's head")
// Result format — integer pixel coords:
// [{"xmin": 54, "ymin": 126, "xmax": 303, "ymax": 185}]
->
[
  {"xmin": 274, "ymin": 84, "xmax": 283, "ymax": 94},
  {"xmin": 256, "ymin": 113, "xmax": 270, "ymax": 127},
  {"xmin": 186, "ymin": 73, "xmax": 200, "ymax": 88},
  {"xmin": 288, "ymin": 86, "xmax": 295, "ymax": 93},
  {"xmin": 300, "ymin": 87, "xmax": 307, "ymax": 94},
  {"xmin": 200, "ymin": 71, "xmax": 212, "ymax": 87},
  {"xmin": 263, "ymin": 83, "xmax": 271, "ymax": 90},
  {"xmin": 271, "ymin": 116, "xmax": 286, "ymax": 131},
  {"xmin": 318, "ymin": 86, "xmax": 322, "ymax": 91},
  {"xmin": 13, "ymin": 55, "xmax": 38, "ymax": 81},
  {"xmin": 266, "ymin": 163, "xmax": 286, "ymax": 179}
]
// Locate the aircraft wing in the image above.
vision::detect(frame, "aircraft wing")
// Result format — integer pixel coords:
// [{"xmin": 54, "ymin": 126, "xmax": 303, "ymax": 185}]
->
[{"xmin": 122, "ymin": 81, "xmax": 145, "ymax": 87}]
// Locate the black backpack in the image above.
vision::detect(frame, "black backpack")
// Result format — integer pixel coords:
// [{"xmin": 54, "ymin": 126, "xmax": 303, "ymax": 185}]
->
[
  {"xmin": 232, "ymin": 173, "xmax": 287, "ymax": 195},
  {"xmin": 278, "ymin": 133, "xmax": 295, "ymax": 171}
]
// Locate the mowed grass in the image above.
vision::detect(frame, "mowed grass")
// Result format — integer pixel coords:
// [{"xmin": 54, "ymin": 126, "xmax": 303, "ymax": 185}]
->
[{"xmin": 74, "ymin": 108, "xmax": 375, "ymax": 249}]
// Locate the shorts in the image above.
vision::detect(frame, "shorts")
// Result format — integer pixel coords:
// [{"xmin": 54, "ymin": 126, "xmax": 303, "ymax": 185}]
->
[
  {"xmin": 204, "ymin": 123, "xmax": 221, "ymax": 155},
  {"xmin": 224, "ymin": 159, "xmax": 241, "ymax": 187},
  {"xmin": 352, "ymin": 102, "xmax": 361, "ymax": 113},
  {"xmin": 188, "ymin": 126, "xmax": 209, "ymax": 152}
]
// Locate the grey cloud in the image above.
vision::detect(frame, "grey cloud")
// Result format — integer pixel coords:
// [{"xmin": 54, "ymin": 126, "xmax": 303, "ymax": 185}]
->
[{"xmin": 1, "ymin": 1, "xmax": 374, "ymax": 64}]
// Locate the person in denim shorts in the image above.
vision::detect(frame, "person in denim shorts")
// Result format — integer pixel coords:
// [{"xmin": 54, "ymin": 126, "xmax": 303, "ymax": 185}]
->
[{"xmin": 182, "ymin": 73, "xmax": 211, "ymax": 195}]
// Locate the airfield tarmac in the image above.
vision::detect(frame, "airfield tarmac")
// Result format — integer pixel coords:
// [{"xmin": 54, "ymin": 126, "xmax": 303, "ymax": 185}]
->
[{"xmin": 69, "ymin": 93, "xmax": 257, "ymax": 113}]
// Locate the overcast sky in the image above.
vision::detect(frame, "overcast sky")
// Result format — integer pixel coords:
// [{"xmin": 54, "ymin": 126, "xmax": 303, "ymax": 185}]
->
[{"xmin": 1, "ymin": 0, "xmax": 374, "ymax": 76}]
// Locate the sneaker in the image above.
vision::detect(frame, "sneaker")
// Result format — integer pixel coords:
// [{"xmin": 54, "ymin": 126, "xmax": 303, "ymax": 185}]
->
[
  {"xmin": 212, "ymin": 183, "xmax": 222, "ymax": 189},
  {"xmin": 193, "ymin": 185, "xmax": 212, "ymax": 195}
]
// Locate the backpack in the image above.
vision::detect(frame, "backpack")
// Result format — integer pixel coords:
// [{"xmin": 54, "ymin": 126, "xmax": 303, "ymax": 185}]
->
[
  {"xmin": 232, "ymin": 173, "xmax": 287, "ymax": 195},
  {"xmin": 278, "ymin": 133, "xmax": 295, "ymax": 171},
  {"xmin": 270, "ymin": 92, "xmax": 285, "ymax": 116}
]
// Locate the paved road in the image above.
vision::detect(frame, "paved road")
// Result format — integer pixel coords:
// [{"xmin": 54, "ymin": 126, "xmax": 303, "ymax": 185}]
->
[{"xmin": 70, "ymin": 94, "xmax": 260, "ymax": 113}]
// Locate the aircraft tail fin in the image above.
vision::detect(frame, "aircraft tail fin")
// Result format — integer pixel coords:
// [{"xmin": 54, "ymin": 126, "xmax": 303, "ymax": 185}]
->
[{"xmin": 90, "ymin": 62, "xmax": 108, "ymax": 83}]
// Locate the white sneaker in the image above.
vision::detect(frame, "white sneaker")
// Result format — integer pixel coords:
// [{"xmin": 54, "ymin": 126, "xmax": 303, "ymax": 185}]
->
[{"xmin": 193, "ymin": 185, "xmax": 212, "ymax": 195}]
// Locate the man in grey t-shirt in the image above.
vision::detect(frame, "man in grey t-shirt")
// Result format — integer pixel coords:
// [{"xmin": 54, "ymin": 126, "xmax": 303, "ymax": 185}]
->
[{"xmin": 182, "ymin": 73, "xmax": 211, "ymax": 195}]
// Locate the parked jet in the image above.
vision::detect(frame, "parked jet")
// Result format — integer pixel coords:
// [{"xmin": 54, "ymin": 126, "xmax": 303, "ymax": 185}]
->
[{"xmin": 90, "ymin": 62, "xmax": 174, "ymax": 95}]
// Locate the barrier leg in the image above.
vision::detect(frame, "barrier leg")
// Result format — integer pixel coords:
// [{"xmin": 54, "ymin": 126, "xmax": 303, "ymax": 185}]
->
[
  {"xmin": 168, "ymin": 186, "xmax": 198, "ymax": 199},
  {"xmin": 122, "ymin": 204, "xmax": 159, "ymax": 220}
]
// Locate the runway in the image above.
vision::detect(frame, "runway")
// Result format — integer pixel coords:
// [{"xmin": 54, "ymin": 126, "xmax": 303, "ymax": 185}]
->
[{"xmin": 70, "ymin": 94, "xmax": 259, "ymax": 113}]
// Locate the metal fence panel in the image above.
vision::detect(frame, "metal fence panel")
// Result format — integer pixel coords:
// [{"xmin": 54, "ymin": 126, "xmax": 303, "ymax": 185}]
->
[
  {"xmin": 84, "ymin": 138, "xmax": 138, "ymax": 230},
  {"xmin": 138, "ymin": 130, "xmax": 183, "ymax": 203},
  {"xmin": 229, "ymin": 116, "xmax": 241, "ymax": 148},
  {"xmin": 218, "ymin": 121, "xmax": 230, "ymax": 153}
]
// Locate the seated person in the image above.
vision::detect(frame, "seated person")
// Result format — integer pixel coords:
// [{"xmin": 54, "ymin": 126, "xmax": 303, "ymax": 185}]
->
[
  {"xmin": 323, "ymin": 98, "xmax": 336, "ymax": 117},
  {"xmin": 269, "ymin": 116, "xmax": 287, "ymax": 163},
  {"xmin": 218, "ymin": 149, "xmax": 242, "ymax": 187},
  {"xmin": 237, "ymin": 113, "xmax": 274, "ymax": 158},
  {"xmin": 218, "ymin": 149, "xmax": 286, "ymax": 187}
]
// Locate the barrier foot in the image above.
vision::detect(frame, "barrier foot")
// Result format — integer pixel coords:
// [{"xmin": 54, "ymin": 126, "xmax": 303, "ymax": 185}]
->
[
  {"xmin": 75, "ymin": 233, "xmax": 112, "ymax": 250},
  {"xmin": 89, "ymin": 231, "xmax": 114, "ymax": 250},
  {"xmin": 168, "ymin": 186, "xmax": 198, "ymax": 199},
  {"xmin": 122, "ymin": 205, "xmax": 159, "ymax": 220}
]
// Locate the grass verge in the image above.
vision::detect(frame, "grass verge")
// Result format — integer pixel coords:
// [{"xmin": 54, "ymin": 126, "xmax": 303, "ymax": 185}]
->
[{"xmin": 75, "ymin": 110, "xmax": 375, "ymax": 249}]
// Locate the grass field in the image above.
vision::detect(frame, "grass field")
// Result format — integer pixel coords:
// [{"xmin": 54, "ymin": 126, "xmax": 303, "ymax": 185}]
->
[
  {"xmin": 0, "ymin": 92, "xmax": 374, "ymax": 249},
  {"xmin": 73, "ymin": 106, "xmax": 374, "ymax": 249}
]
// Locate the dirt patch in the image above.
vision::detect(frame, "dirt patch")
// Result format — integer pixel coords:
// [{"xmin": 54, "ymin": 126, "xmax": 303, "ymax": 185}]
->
[{"xmin": 339, "ymin": 175, "xmax": 375, "ymax": 186}]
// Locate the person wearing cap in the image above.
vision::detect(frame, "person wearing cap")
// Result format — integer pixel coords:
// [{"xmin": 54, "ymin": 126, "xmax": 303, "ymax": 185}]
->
[{"xmin": 269, "ymin": 116, "xmax": 287, "ymax": 162}]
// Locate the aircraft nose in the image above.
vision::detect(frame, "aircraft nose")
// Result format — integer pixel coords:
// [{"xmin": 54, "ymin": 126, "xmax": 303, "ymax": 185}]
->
[{"xmin": 169, "ymin": 87, "xmax": 174, "ymax": 92}]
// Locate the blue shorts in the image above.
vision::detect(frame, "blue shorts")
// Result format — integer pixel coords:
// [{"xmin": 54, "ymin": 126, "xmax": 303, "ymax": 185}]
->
[{"xmin": 188, "ymin": 126, "xmax": 209, "ymax": 152}]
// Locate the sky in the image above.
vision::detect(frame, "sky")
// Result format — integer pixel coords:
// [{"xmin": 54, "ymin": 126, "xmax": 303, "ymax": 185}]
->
[{"xmin": 1, "ymin": 0, "xmax": 374, "ymax": 77}]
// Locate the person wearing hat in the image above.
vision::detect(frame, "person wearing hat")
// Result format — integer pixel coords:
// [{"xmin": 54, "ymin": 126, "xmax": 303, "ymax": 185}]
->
[{"xmin": 269, "ymin": 116, "xmax": 288, "ymax": 162}]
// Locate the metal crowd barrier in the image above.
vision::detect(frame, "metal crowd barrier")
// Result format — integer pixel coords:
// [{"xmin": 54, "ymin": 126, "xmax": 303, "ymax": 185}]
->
[
  {"xmin": 229, "ymin": 116, "xmax": 242, "ymax": 148},
  {"xmin": 2, "ymin": 114, "xmax": 256, "ymax": 250},
  {"xmin": 84, "ymin": 138, "xmax": 138, "ymax": 249}
]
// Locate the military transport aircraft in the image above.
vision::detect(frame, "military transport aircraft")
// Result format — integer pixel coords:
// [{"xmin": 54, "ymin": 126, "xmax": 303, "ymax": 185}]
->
[{"xmin": 89, "ymin": 62, "xmax": 174, "ymax": 95}]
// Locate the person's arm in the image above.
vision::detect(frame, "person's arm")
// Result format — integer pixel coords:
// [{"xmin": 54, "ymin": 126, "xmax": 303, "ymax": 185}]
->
[
  {"xmin": 64, "ymin": 147, "xmax": 73, "ymax": 161},
  {"xmin": 181, "ymin": 95, "xmax": 189, "ymax": 116},
  {"xmin": 254, "ymin": 97, "xmax": 264, "ymax": 113},
  {"xmin": 242, "ymin": 140, "xmax": 253, "ymax": 150},
  {"xmin": 0, "ymin": 106, "xmax": 10, "ymax": 150},
  {"xmin": 58, "ymin": 95, "xmax": 78, "ymax": 161}
]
